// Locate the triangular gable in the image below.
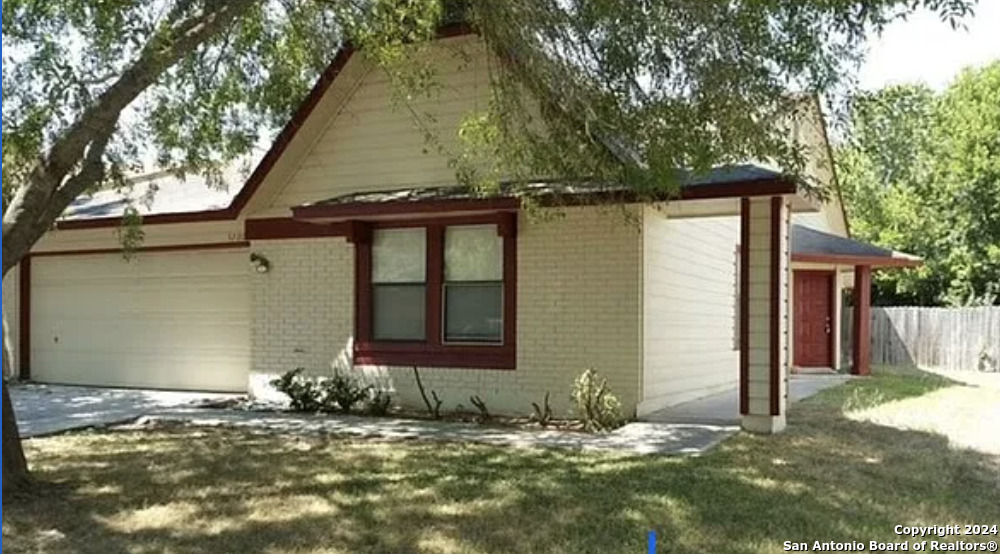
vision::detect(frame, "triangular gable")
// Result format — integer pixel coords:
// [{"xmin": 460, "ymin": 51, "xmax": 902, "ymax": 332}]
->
[
  {"xmin": 56, "ymin": 23, "xmax": 475, "ymax": 230},
  {"xmin": 236, "ymin": 23, "xmax": 477, "ymax": 219},
  {"xmin": 792, "ymin": 95, "xmax": 851, "ymax": 238}
]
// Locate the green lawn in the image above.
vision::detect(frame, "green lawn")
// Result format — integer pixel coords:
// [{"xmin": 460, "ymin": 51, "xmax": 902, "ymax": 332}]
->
[{"xmin": 3, "ymin": 367, "xmax": 998, "ymax": 554}]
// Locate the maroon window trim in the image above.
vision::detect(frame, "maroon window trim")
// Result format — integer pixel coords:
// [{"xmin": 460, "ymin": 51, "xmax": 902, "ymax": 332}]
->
[{"xmin": 353, "ymin": 213, "xmax": 517, "ymax": 370}]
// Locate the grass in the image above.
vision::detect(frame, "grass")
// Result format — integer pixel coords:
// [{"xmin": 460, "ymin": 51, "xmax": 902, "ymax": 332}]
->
[
  {"xmin": 3, "ymin": 367, "xmax": 998, "ymax": 554},
  {"xmin": 845, "ymin": 366, "xmax": 1000, "ymax": 455}
]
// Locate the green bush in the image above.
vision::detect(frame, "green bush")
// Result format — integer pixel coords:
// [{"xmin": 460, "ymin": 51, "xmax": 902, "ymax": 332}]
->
[
  {"xmin": 271, "ymin": 369, "xmax": 372, "ymax": 414},
  {"xmin": 366, "ymin": 389, "xmax": 393, "ymax": 416},
  {"xmin": 320, "ymin": 372, "xmax": 372, "ymax": 414},
  {"xmin": 270, "ymin": 368, "xmax": 323, "ymax": 412},
  {"xmin": 571, "ymin": 368, "xmax": 623, "ymax": 432}
]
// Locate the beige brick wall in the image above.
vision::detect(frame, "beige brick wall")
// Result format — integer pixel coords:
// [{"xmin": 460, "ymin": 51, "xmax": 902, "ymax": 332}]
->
[
  {"xmin": 248, "ymin": 206, "xmax": 644, "ymax": 417},
  {"xmin": 248, "ymin": 238, "xmax": 355, "ymax": 400}
]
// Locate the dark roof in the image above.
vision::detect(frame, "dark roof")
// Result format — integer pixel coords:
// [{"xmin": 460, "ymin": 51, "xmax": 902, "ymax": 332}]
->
[
  {"xmin": 793, "ymin": 225, "xmax": 894, "ymax": 258},
  {"xmin": 62, "ymin": 166, "xmax": 248, "ymax": 221},
  {"xmin": 792, "ymin": 225, "xmax": 921, "ymax": 266},
  {"xmin": 676, "ymin": 165, "xmax": 784, "ymax": 187},
  {"xmin": 302, "ymin": 164, "xmax": 787, "ymax": 208}
]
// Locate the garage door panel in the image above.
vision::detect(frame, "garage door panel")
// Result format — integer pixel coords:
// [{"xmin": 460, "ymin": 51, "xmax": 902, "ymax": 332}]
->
[
  {"xmin": 31, "ymin": 250, "xmax": 250, "ymax": 392},
  {"xmin": 33, "ymin": 351, "xmax": 247, "ymax": 391},
  {"xmin": 34, "ymin": 321, "xmax": 248, "ymax": 352}
]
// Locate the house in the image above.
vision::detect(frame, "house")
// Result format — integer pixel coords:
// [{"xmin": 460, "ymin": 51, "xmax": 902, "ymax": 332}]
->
[{"xmin": 1, "ymin": 24, "xmax": 919, "ymax": 433}]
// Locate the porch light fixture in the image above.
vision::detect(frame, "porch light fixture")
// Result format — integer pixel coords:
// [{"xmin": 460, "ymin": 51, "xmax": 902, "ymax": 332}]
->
[{"xmin": 250, "ymin": 253, "xmax": 271, "ymax": 274}]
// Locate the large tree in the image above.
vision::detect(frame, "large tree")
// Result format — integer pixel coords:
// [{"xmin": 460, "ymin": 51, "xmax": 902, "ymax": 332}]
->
[
  {"xmin": 837, "ymin": 61, "xmax": 1000, "ymax": 306},
  {"xmin": 1, "ymin": 0, "xmax": 978, "ymax": 488}
]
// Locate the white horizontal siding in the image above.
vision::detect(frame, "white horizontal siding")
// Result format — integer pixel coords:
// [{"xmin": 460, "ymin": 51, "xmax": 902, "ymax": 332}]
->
[
  {"xmin": 793, "ymin": 211, "xmax": 835, "ymax": 234},
  {"xmin": 639, "ymin": 207, "xmax": 740, "ymax": 415},
  {"xmin": 269, "ymin": 36, "xmax": 493, "ymax": 210}
]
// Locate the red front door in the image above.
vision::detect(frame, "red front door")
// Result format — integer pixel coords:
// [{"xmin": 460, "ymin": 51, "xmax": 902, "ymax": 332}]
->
[{"xmin": 794, "ymin": 271, "xmax": 835, "ymax": 368}]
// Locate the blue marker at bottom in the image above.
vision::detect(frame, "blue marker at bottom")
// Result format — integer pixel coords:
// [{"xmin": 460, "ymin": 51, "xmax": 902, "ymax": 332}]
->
[{"xmin": 648, "ymin": 531, "xmax": 656, "ymax": 553}]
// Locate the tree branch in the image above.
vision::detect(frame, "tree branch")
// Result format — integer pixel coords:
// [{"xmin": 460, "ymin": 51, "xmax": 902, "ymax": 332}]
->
[
  {"xmin": 37, "ymin": 133, "xmax": 114, "ymax": 229},
  {"xmin": 2, "ymin": 0, "xmax": 259, "ymax": 273}
]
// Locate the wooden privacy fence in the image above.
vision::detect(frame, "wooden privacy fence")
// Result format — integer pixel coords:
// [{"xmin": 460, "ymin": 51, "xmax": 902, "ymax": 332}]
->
[{"xmin": 843, "ymin": 307, "xmax": 1000, "ymax": 372}]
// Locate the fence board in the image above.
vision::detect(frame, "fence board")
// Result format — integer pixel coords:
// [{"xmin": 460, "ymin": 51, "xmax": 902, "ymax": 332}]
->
[{"xmin": 842, "ymin": 307, "xmax": 1000, "ymax": 372}]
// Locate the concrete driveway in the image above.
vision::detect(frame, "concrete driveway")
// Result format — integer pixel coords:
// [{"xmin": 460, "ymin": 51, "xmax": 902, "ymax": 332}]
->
[{"xmin": 10, "ymin": 384, "xmax": 240, "ymax": 438}]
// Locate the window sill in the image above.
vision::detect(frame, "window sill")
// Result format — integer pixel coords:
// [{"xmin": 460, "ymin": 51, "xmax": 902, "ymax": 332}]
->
[{"xmin": 354, "ymin": 342, "xmax": 516, "ymax": 370}]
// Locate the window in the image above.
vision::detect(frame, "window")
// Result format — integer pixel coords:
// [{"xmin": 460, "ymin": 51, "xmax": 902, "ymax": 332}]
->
[
  {"xmin": 444, "ymin": 225, "xmax": 503, "ymax": 343},
  {"xmin": 372, "ymin": 229, "xmax": 426, "ymax": 341},
  {"xmin": 353, "ymin": 214, "xmax": 517, "ymax": 370}
]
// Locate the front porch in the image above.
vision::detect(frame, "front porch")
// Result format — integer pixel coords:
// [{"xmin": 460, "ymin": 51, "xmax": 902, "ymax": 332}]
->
[
  {"xmin": 789, "ymin": 225, "xmax": 922, "ymax": 377},
  {"xmin": 730, "ymin": 196, "xmax": 920, "ymax": 434}
]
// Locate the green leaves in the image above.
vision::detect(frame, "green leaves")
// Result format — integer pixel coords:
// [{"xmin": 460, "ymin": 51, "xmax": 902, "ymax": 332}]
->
[
  {"xmin": 1, "ymin": 0, "xmax": 981, "ymax": 262},
  {"xmin": 838, "ymin": 62, "xmax": 1000, "ymax": 306}
]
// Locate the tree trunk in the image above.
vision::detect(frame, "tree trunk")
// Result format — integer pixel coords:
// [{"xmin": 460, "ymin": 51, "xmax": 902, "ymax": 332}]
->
[
  {"xmin": 2, "ymin": 377, "xmax": 30, "ymax": 492},
  {"xmin": 1, "ymin": 0, "xmax": 261, "ymax": 495},
  {"xmin": 2, "ymin": 268, "xmax": 30, "ymax": 490}
]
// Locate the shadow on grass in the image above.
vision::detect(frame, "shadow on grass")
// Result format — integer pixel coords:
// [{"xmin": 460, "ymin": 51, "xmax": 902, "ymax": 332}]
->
[{"xmin": 3, "ymin": 368, "xmax": 998, "ymax": 554}]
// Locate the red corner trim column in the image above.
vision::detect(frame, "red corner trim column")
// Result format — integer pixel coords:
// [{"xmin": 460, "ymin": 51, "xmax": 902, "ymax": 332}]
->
[
  {"xmin": 852, "ymin": 265, "xmax": 872, "ymax": 376},
  {"xmin": 349, "ymin": 222, "xmax": 374, "ymax": 346},
  {"xmin": 740, "ymin": 196, "xmax": 789, "ymax": 434},
  {"xmin": 739, "ymin": 199, "xmax": 750, "ymax": 416},
  {"xmin": 18, "ymin": 257, "xmax": 31, "ymax": 380},
  {"xmin": 769, "ymin": 196, "xmax": 783, "ymax": 417}
]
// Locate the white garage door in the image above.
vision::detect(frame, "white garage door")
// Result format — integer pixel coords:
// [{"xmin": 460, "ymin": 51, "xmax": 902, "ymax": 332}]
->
[{"xmin": 31, "ymin": 249, "xmax": 250, "ymax": 392}]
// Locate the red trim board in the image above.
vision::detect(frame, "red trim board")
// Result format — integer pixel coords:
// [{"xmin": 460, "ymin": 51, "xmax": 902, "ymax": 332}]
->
[
  {"xmin": 18, "ymin": 258, "xmax": 31, "ymax": 380},
  {"xmin": 739, "ymin": 198, "xmax": 750, "ymax": 416},
  {"xmin": 769, "ymin": 196, "xmax": 785, "ymax": 417}
]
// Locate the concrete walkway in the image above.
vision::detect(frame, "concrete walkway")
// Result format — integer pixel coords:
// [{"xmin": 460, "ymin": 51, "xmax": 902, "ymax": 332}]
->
[
  {"xmin": 11, "ymin": 383, "xmax": 737, "ymax": 456},
  {"xmin": 10, "ymin": 384, "xmax": 238, "ymax": 438},
  {"xmin": 13, "ymin": 376, "xmax": 855, "ymax": 456},
  {"xmin": 134, "ymin": 410, "xmax": 739, "ymax": 456},
  {"xmin": 644, "ymin": 374, "xmax": 853, "ymax": 425}
]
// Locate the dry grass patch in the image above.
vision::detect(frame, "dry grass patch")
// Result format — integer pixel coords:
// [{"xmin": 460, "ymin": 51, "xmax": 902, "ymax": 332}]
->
[
  {"xmin": 847, "ymin": 372, "xmax": 1000, "ymax": 455},
  {"xmin": 3, "ymin": 367, "xmax": 999, "ymax": 554}
]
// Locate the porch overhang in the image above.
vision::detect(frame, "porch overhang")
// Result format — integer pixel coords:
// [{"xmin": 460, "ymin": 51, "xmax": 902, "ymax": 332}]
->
[
  {"xmin": 789, "ymin": 225, "xmax": 921, "ymax": 380},
  {"xmin": 791, "ymin": 225, "xmax": 922, "ymax": 268},
  {"xmin": 289, "ymin": 164, "xmax": 815, "ymax": 223}
]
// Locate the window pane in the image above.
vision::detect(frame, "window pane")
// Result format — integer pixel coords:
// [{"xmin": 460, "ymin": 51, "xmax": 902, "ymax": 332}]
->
[
  {"xmin": 373, "ymin": 228, "xmax": 426, "ymax": 283},
  {"xmin": 445, "ymin": 225, "xmax": 502, "ymax": 282},
  {"xmin": 373, "ymin": 284, "xmax": 426, "ymax": 341},
  {"xmin": 444, "ymin": 283, "xmax": 503, "ymax": 343}
]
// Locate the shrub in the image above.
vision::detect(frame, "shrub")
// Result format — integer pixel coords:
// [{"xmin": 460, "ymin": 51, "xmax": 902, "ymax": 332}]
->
[
  {"xmin": 470, "ymin": 395, "xmax": 490, "ymax": 423},
  {"xmin": 571, "ymin": 368, "xmax": 623, "ymax": 432},
  {"xmin": 531, "ymin": 392, "xmax": 554, "ymax": 428},
  {"xmin": 366, "ymin": 389, "xmax": 393, "ymax": 416},
  {"xmin": 979, "ymin": 350, "xmax": 998, "ymax": 373},
  {"xmin": 319, "ymin": 371, "xmax": 372, "ymax": 414},
  {"xmin": 270, "ymin": 369, "xmax": 322, "ymax": 412},
  {"xmin": 271, "ymin": 369, "xmax": 372, "ymax": 414},
  {"xmin": 412, "ymin": 367, "xmax": 443, "ymax": 419}
]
